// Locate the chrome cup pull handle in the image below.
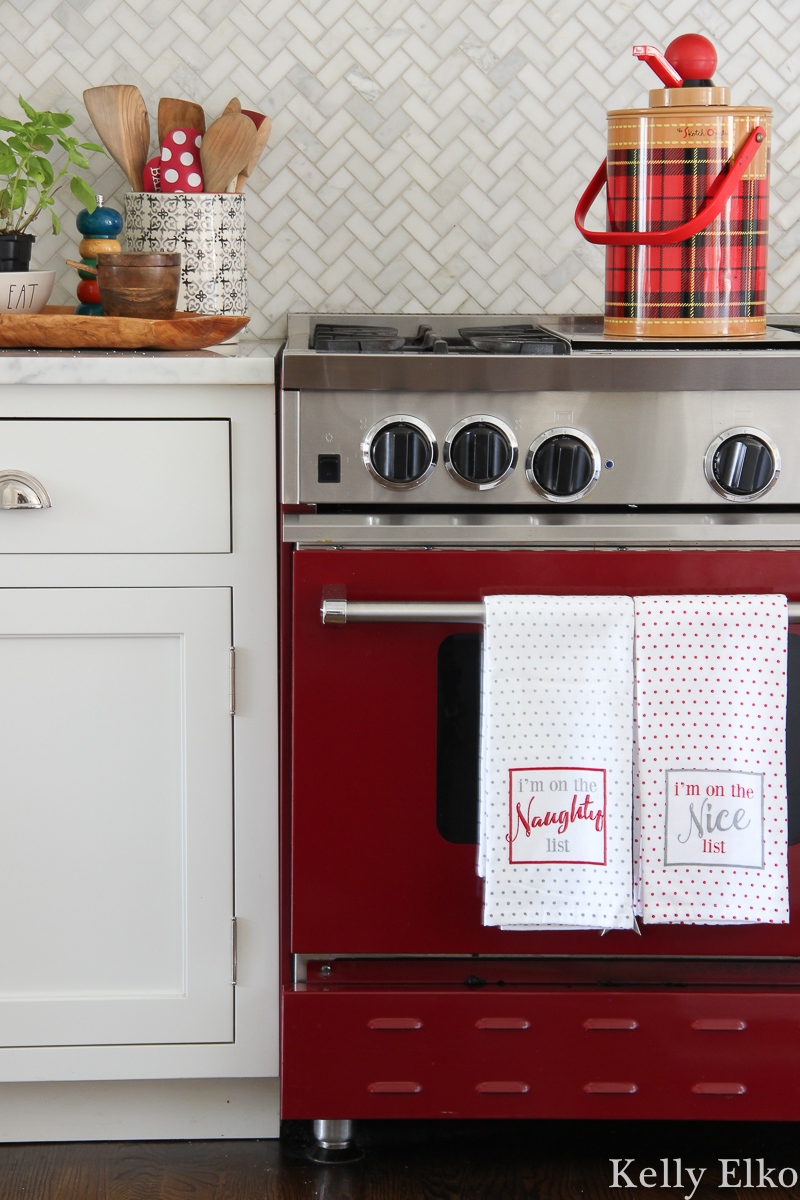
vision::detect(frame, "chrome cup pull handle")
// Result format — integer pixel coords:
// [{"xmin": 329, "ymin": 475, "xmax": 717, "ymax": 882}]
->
[{"xmin": 0, "ymin": 471, "xmax": 51, "ymax": 509}]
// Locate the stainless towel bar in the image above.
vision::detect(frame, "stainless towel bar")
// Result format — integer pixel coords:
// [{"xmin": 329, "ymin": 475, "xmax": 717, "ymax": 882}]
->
[{"xmin": 321, "ymin": 598, "xmax": 800, "ymax": 625}]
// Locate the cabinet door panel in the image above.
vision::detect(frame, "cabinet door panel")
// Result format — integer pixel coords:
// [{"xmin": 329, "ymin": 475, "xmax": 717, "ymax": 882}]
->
[
  {"xmin": 0, "ymin": 588, "xmax": 233, "ymax": 1047},
  {"xmin": 0, "ymin": 419, "xmax": 231, "ymax": 554}
]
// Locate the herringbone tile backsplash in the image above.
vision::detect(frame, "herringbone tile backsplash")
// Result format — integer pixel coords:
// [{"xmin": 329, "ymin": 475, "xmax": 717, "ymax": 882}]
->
[{"xmin": 0, "ymin": 0, "xmax": 797, "ymax": 338}]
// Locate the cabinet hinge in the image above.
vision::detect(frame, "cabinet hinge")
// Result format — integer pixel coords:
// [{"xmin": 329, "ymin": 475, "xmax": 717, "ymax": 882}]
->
[
  {"xmin": 229, "ymin": 647, "xmax": 236, "ymax": 716},
  {"xmin": 231, "ymin": 916, "xmax": 238, "ymax": 985}
]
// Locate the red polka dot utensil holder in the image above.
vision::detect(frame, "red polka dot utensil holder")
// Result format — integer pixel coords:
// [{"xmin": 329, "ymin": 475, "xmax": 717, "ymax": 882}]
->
[
  {"xmin": 632, "ymin": 595, "xmax": 789, "ymax": 924},
  {"xmin": 143, "ymin": 130, "xmax": 204, "ymax": 192},
  {"xmin": 480, "ymin": 595, "xmax": 637, "ymax": 931},
  {"xmin": 160, "ymin": 129, "xmax": 204, "ymax": 193}
]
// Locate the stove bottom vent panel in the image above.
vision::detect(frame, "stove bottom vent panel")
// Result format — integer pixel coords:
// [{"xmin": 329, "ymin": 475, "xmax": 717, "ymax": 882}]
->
[{"xmin": 282, "ymin": 987, "xmax": 800, "ymax": 1120}]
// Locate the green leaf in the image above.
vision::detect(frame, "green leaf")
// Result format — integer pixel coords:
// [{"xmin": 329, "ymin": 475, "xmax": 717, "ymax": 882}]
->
[
  {"xmin": 70, "ymin": 175, "xmax": 96, "ymax": 211},
  {"xmin": 80, "ymin": 142, "xmax": 107, "ymax": 154},
  {"xmin": 47, "ymin": 112, "xmax": 73, "ymax": 128},
  {"xmin": 17, "ymin": 95, "xmax": 37, "ymax": 121},
  {"xmin": 30, "ymin": 133, "xmax": 52, "ymax": 152},
  {"xmin": 0, "ymin": 151, "xmax": 17, "ymax": 174},
  {"xmin": 32, "ymin": 156, "xmax": 53, "ymax": 186},
  {"xmin": 8, "ymin": 136, "xmax": 30, "ymax": 156},
  {"xmin": 51, "ymin": 210, "xmax": 60, "ymax": 234},
  {"xmin": 67, "ymin": 146, "xmax": 90, "ymax": 169},
  {"xmin": 0, "ymin": 118, "xmax": 23, "ymax": 133},
  {"xmin": 10, "ymin": 182, "xmax": 26, "ymax": 210}
]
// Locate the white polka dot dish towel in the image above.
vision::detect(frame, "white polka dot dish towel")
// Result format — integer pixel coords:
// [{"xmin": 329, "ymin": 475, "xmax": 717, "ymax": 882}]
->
[
  {"xmin": 633, "ymin": 594, "xmax": 789, "ymax": 925},
  {"xmin": 481, "ymin": 595, "xmax": 636, "ymax": 931}
]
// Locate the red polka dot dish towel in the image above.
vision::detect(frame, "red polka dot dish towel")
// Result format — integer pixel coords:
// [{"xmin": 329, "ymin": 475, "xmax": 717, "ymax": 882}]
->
[
  {"xmin": 633, "ymin": 594, "xmax": 789, "ymax": 924},
  {"xmin": 480, "ymin": 595, "xmax": 636, "ymax": 931}
]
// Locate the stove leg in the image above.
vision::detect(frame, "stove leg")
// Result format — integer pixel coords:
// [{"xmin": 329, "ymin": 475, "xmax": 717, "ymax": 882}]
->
[
  {"xmin": 307, "ymin": 1118, "xmax": 364, "ymax": 1164},
  {"xmin": 313, "ymin": 1119, "xmax": 353, "ymax": 1149}
]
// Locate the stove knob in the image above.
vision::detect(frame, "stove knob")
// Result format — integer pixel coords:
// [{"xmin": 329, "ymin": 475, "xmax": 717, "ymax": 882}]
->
[
  {"xmin": 362, "ymin": 416, "xmax": 437, "ymax": 489},
  {"xmin": 526, "ymin": 428, "xmax": 601, "ymax": 502},
  {"xmin": 444, "ymin": 417, "xmax": 518, "ymax": 489},
  {"xmin": 704, "ymin": 427, "xmax": 780, "ymax": 501}
]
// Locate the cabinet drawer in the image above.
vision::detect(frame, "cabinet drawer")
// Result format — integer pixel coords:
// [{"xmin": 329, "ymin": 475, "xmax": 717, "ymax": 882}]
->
[{"xmin": 0, "ymin": 419, "xmax": 230, "ymax": 553}]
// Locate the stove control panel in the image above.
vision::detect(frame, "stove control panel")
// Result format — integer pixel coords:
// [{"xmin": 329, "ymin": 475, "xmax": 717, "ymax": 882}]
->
[
  {"xmin": 288, "ymin": 390, "xmax": 797, "ymax": 508},
  {"xmin": 526, "ymin": 428, "xmax": 601, "ymax": 503},
  {"xmin": 704, "ymin": 427, "xmax": 781, "ymax": 502},
  {"xmin": 443, "ymin": 417, "xmax": 518, "ymax": 490}
]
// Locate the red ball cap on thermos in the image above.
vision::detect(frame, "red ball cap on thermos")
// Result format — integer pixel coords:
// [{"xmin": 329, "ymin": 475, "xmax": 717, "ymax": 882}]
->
[{"xmin": 665, "ymin": 33, "xmax": 718, "ymax": 84}]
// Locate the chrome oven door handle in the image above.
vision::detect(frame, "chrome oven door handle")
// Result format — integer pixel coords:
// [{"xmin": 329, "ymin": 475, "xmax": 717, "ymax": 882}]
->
[{"xmin": 321, "ymin": 598, "xmax": 800, "ymax": 625}]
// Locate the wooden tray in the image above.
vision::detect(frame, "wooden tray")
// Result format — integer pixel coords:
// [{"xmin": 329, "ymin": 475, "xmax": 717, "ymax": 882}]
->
[{"xmin": 0, "ymin": 306, "xmax": 249, "ymax": 350}]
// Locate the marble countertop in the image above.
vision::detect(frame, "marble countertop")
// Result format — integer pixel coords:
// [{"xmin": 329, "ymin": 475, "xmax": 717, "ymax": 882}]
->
[{"xmin": 0, "ymin": 340, "xmax": 281, "ymax": 385}]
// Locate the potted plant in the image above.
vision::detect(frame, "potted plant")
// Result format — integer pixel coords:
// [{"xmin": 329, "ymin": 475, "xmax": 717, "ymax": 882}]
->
[{"xmin": 0, "ymin": 96, "xmax": 105, "ymax": 271}]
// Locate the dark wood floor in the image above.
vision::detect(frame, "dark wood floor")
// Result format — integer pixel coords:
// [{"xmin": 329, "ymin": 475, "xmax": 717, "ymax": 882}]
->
[{"xmin": 2, "ymin": 1119, "xmax": 800, "ymax": 1198}]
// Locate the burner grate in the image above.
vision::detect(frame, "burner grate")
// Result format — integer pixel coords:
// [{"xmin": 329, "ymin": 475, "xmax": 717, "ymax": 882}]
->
[
  {"xmin": 311, "ymin": 321, "xmax": 570, "ymax": 355},
  {"xmin": 311, "ymin": 325, "xmax": 405, "ymax": 353},
  {"xmin": 459, "ymin": 324, "xmax": 570, "ymax": 355}
]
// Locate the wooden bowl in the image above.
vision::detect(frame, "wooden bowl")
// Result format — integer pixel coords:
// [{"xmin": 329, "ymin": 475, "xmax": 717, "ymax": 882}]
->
[{"xmin": 97, "ymin": 252, "xmax": 181, "ymax": 319}]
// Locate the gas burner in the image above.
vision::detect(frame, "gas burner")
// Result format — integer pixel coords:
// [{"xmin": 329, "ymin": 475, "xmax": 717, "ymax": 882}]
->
[
  {"xmin": 311, "ymin": 325, "xmax": 405, "ymax": 353},
  {"xmin": 458, "ymin": 324, "xmax": 570, "ymax": 355},
  {"xmin": 312, "ymin": 323, "xmax": 453, "ymax": 353},
  {"xmin": 311, "ymin": 321, "xmax": 570, "ymax": 355}
]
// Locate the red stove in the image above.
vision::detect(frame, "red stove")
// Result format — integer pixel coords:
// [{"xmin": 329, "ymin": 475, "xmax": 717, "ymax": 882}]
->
[{"xmin": 279, "ymin": 312, "xmax": 800, "ymax": 1149}]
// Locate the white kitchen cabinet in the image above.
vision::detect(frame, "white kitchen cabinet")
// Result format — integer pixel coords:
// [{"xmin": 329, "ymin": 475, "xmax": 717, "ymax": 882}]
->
[
  {"xmin": 0, "ymin": 587, "xmax": 233, "ymax": 1048},
  {"xmin": 0, "ymin": 352, "xmax": 279, "ymax": 1140}
]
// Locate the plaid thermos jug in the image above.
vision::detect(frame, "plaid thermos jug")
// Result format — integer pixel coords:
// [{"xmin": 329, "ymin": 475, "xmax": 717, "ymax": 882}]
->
[{"xmin": 575, "ymin": 35, "xmax": 771, "ymax": 338}]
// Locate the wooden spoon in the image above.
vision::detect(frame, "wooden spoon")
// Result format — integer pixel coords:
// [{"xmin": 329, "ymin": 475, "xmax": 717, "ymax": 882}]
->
[
  {"xmin": 157, "ymin": 98, "xmax": 206, "ymax": 148},
  {"xmin": 235, "ymin": 114, "xmax": 271, "ymax": 192},
  {"xmin": 84, "ymin": 85, "xmax": 150, "ymax": 192},
  {"xmin": 200, "ymin": 112, "xmax": 256, "ymax": 192}
]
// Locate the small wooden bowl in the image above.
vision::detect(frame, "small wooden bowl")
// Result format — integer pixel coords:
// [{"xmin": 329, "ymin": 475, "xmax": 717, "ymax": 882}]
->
[{"xmin": 97, "ymin": 252, "xmax": 181, "ymax": 319}]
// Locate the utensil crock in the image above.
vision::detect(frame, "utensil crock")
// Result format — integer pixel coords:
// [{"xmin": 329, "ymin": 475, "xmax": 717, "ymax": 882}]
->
[{"xmin": 123, "ymin": 193, "xmax": 247, "ymax": 320}]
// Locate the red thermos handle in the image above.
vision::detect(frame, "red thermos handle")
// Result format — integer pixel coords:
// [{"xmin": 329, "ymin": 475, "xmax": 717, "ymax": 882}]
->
[{"xmin": 574, "ymin": 126, "xmax": 766, "ymax": 247}]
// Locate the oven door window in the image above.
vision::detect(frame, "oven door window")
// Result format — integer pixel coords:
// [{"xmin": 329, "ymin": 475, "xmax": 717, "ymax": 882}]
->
[
  {"xmin": 437, "ymin": 628, "xmax": 800, "ymax": 846},
  {"xmin": 436, "ymin": 632, "xmax": 481, "ymax": 844}
]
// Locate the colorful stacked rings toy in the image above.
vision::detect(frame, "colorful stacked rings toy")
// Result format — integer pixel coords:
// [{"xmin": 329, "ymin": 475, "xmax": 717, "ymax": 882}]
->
[{"xmin": 74, "ymin": 197, "xmax": 122, "ymax": 316}]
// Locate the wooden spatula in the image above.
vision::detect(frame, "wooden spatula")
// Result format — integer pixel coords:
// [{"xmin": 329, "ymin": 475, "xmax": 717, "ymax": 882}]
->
[
  {"xmin": 235, "ymin": 114, "xmax": 271, "ymax": 192},
  {"xmin": 157, "ymin": 98, "xmax": 206, "ymax": 148},
  {"xmin": 84, "ymin": 85, "xmax": 150, "ymax": 192},
  {"xmin": 200, "ymin": 112, "xmax": 256, "ymax": 193},
  {"xmin": 222, "ymin": 97, "xmax": 242, "ymax": 115}
]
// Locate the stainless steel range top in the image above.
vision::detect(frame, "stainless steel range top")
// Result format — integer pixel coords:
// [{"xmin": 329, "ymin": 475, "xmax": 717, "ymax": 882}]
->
[
  {"xmin": 282, "ymin": 313, "xmax": 800, "ymax": 392},
  {"xmin": 281, "ymin": 313, "xmax": 800, "ymax": 547}
]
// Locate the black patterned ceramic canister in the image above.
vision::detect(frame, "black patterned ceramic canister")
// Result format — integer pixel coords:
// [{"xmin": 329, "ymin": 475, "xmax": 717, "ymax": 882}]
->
[{"xmin": 122, "ymin": 193, "xmax": 247, "ymax": 318}]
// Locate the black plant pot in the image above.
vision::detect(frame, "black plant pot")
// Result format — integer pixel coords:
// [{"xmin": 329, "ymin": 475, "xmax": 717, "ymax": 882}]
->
[{"xmin": 0, "ymin": 233, "xmax": 34, "ymax": 272}]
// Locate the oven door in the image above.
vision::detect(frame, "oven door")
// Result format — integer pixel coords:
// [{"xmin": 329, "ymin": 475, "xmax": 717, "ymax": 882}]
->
[{"xmin": 291, "ymin": 548, "xmax": 800, "ymax": 957}]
